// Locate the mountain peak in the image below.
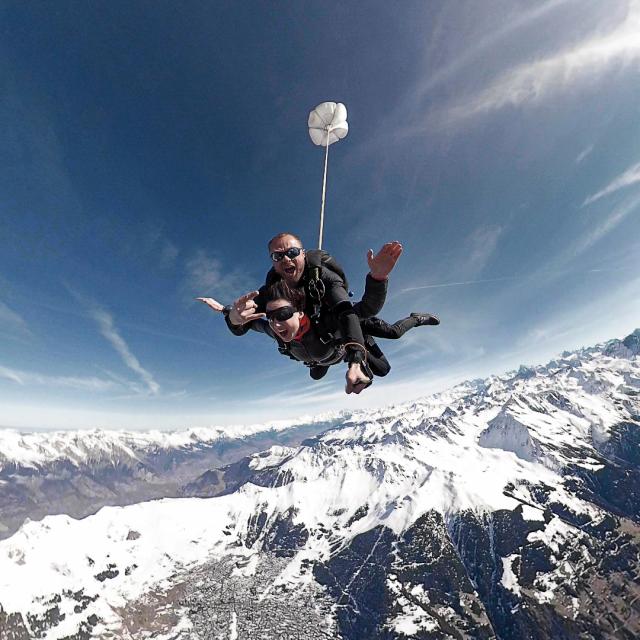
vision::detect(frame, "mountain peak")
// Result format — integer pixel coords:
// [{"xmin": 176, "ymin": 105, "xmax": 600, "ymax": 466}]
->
[
  {"xmin": 623, "ymin": 327, "xmax": 640, "ymax": 354},
  {"xmin": 1, "ymin": 330, "xmax": 639, "ymax": 638}
]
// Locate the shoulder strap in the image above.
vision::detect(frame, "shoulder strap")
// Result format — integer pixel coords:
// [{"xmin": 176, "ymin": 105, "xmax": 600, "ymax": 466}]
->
[
  {"xmin": 307, "ymin": 249, "xmax": 349, "ymax": 291},
  {"xmin": 303, "ymin": 251, "xmax": 326, "ymax": 324},
  {"xmin": 305, "ymin": 249, "xmax": 324, "ymax": 269},
  {"xmin": 275, "ymin": 336, "xmax": 297, "ymax": 360}
]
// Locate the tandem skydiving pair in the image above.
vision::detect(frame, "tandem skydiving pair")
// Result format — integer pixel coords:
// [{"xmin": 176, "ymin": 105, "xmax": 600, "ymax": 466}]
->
[{"xmin": 198, "ymin": 233, "xmax": 439, "ymax": 394}]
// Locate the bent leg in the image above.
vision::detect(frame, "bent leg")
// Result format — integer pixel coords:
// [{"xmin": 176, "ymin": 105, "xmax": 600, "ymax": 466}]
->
[
  {"xmin": 361, "ymin": 316, "xmax": 418, "ymax": 340},
  {"xmin": 367, "ymin": 352, "xmax": 391, "ymax": 377},
  {"xmin": 364, "ymin": 336, "xmax": 391, "ymax": 377}
]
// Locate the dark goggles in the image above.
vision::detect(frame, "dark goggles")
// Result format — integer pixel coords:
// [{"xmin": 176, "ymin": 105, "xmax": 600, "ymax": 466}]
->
[
  {"xmin": 270, "ymin": 247, "xmax": 303, "ymax": 262},
  {"xmin": 266, "ymin": 305, "xmax": 296, "ymax": 323}
]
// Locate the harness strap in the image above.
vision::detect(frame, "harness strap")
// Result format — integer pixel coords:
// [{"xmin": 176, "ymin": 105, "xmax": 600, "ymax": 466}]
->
[
  {"xmin": 276, "ymin": 338, "xmax": 297, "ymax": 361},
  {"xmin": 307, "ymin": 265, "xmax": 325, "ymax": 323},
  {"xmin": 342, "ymin": 341, "xmax": 368, "ymax": 363},
  {"xmin": 304, "ymin": 345, "xmax": 347, "ymax": 368}
]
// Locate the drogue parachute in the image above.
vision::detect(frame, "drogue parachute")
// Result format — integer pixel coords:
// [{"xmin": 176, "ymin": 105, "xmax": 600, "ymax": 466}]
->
[
  {"xmin": 308, "ymin": 102, "xmax": 348, "ymax": 147},
  {"xmin": 308, "ymin": 101, "xmax": 348, "ymax": 249},
  {"xmin": 196, "ymin": 102, "xmax": 350, "ymax": 314}
]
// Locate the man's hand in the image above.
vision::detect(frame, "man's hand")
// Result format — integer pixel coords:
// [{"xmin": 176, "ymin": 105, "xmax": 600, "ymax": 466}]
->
[
  {"xmin": 345, "ymin": 362, "xmax": 371, "ymax": 394},
  {"xmin": 196, "ymin": 297, "xmax": 226, "ymax": 313},
  {"xmin": 228, "ymin": 291, "xmax": 266, "ymax": 326},
  {"xmin": 367, "ymin": 241, "xmax": 403, "ymax": 281}
]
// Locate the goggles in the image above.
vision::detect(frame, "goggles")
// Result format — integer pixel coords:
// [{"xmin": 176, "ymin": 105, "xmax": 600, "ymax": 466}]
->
[
  {"xmin": 270, "ymin": 247, "xmax": 303, "ymax": 262},
  {"xmin": 266, "ymin": 305, "xmax": 297, "ymax": 323}
]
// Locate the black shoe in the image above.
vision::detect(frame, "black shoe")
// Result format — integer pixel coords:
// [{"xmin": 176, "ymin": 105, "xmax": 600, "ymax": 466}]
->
[
  {"xmin": 410, "ymin": 312, "xmax": 440, "ymax": 326},
  {"xmin": 309, "ymin": 365, "xmax": 329, "ymax": 380}
]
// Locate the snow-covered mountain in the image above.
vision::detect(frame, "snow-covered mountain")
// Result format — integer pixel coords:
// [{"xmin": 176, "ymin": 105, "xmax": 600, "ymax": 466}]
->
[
  {"xmin": 1, "ymin": 330, "xmax": 639, "ymax": 639},
  {"xmin": 0, "ymin": 413, "xmax": 349, "ymax": 540}
]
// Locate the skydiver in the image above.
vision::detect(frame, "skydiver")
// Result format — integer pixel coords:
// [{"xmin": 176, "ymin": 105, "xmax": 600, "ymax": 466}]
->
[
  {"xmin": 200, "ymin": 236, "xmax": 402, "ymax": 393},
  {"xmin": 199, "ymin": 280, "xmax": 438, "ymax": 394},
  {"xmin": 235, "ymin": 234, "xmax": 403, "ymax": 386},
  {"xmin": 198, "ymin": 238, "xmax": 439, "ymax": 393}
]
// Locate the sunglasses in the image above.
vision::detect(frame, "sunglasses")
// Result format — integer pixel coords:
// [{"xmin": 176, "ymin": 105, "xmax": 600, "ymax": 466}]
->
[
  {"xmin": 266, "ymin": 305, "xmax": 297, "ymax": 323},
  {"xmin": 270, "ymin": 247, "xmax": 303, "ymax": 262}
]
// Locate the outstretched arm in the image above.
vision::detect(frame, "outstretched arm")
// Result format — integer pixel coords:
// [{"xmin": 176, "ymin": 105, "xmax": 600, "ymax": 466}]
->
[
  {"xmin": 351, "ymin": 242, "xmax": 403, "ymax": 319},
  {"xmin": 198, "ymin": 291, "xmax": 267, "ymax": 336},
  {"xmin": 367, "ymin": 241, "xmax": 403, "ymax": 281},
  {"xmin": 196, "ymin": 297, "xmax": 228, "ymax": 314}
]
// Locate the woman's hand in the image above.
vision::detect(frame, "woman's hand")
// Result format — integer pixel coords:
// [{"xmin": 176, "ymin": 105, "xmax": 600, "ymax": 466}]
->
[{"xmin": 227, "ymin": 291, "xmax": 266, "ymax": 326}]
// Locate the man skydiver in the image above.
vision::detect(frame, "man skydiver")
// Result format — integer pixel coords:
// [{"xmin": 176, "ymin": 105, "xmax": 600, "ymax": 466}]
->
[
  {"xmin": 218, "ymin": 234, "xmax": 402, "ymax": 393},
  {"xmin": 198, "ymin": 237, "xmax": 439, "ymax": 393}
]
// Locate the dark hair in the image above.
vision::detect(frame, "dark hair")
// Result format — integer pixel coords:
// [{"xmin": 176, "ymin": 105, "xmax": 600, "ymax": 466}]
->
[
  {"xmin": 267, "ymin": 232, "xmax": 303, "ymax": 253},
  {"xmin": 265, "ymin": 281, "xmax": 306, "ymax": 312}
]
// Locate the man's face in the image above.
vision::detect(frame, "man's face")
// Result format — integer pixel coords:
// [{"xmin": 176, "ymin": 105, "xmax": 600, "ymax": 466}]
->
[{"xmin": 270, "ymin": 235, "xmax": 305, "ymax": 286}]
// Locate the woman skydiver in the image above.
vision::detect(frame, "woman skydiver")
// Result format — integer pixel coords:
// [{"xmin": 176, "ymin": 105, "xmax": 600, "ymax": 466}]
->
[{"xmin": 199, "ymin": 281, "xmax": 439, "ymax": 394}]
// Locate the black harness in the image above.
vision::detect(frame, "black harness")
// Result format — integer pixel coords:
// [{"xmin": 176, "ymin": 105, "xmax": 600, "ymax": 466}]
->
[{"xmin": 266, "ymin": 249, "xmax": 350, "ymax": 362}]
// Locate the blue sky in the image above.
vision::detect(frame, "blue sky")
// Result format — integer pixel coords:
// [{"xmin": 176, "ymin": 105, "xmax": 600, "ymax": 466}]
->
[{"xmin": 2, "ymin": 1, "xmax": 640, "ymax": 430}]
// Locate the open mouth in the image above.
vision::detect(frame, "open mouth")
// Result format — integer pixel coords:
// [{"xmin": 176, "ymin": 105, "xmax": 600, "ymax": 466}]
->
[
  {"xmin": 283, "ymin": 265, "xmax": 296, "ymax": 277},
  {"xmin": 273, "ymin": 326, "xmax": 289, "ymax": 338}
]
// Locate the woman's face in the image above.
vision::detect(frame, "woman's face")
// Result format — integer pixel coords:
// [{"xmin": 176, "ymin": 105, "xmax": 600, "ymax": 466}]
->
[{"xmin": 265, "ymin": 298, "xmax": 303, "ymax": 342}]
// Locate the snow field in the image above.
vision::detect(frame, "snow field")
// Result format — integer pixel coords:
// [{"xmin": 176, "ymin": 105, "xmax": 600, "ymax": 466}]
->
[{"xmin": 0, "ymin": 335, "xmax": 637, "ymax": 637}]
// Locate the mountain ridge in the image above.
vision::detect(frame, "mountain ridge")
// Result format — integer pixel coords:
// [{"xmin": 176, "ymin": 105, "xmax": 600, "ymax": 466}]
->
[
  {"xmin": 0, "ymin": 329, "xmax": 639, "ymax": 638},
  {"xmin": 0, "ymin": 413, "xmax": 351, "ymax": 541}
]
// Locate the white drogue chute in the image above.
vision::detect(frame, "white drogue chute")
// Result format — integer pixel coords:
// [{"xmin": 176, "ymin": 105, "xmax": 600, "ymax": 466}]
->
[
  {"xmin": 308, "ymin": 102, "xmax": 348, "ymax": 249},
  {"xmin": 308, "ymin": 102, "xmax": 348, "ymax": 147}
]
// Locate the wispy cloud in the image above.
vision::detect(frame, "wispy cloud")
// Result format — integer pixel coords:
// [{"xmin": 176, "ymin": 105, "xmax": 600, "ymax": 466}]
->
[
  {"xmin": 348, "ymin": 1, "xmax": 586, "ymax": 158},
  {"xmin": 443, "ymin": 5, "xmax": 640, "ymax": 123},
  {"xmin": 66, "ymin": 285, "xmax": 161, "ymax": 395},
  {"xmin": 94, "ymin": 366, "xmax": 152, "ymax": 396},
  {"xmin": 160, "ymin": 239, "xmax": 180, "ymax": 268},
  {"xmin": 250, "ymin": 378, "xmax": 342, "ymax": 406},
  {"xmin": 570, "ymin": 194, "xmax": 640, "ymax": 258},
  {"xmin": 464, "ymin": 225, "xmax": 505, "ymax": 273},
  {"xmin": 0, "ymin": 301, "xmax": 31, "ymax": 337},
  {"xmin": 184, "ymin": 250, "xmax": 253, "ymax": 302},
  {"xmin": 144, "ymin": 226, "xmax": 180, "ymax": 269},
  {"xmin": 576, "ymin": 144, "xmax": 594, "ymax": 164},
  {"xmin": 118, "ymin": 224, "xmax": 180, "ymax": 271},
  {"xmin": 89, "ymin": 306, "xmax": 160, "ymax": 395},
  {"xmin": 511, "ymin": 272, "xmax": 640, "ymax": 358},
  {"xmin": 489, "ymin": 194, "xmax": 640, "ymax": 299},
  {"xmin": 0, "ymin": 364, "xmax": 117, "ymax": 391},
  {"xmin": 582, "ymin": 161, "xmax": 640, "ymax": 205},
  {"xmin": 413, "ymin": 0, "xmax": 578, "ymax": 102}
]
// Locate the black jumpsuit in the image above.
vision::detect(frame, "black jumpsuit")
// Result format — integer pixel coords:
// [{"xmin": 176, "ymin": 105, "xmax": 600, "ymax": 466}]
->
[
  {"xmin": 225, "ymin": 259, "xmax": 421, "ymax": 377},
  {"xmin": 226, "ymin": 263, "xmax": 387, "ymax": 366},
  {"xmin": 246, "ymin": 313, "xmax": 424, "ymax": 377}
]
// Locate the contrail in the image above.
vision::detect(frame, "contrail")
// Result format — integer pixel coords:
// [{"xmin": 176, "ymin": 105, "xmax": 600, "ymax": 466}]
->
[
  {"xmin": 398, "ymin": 265, "xmax": 636, "ymax": 296},
  {"xmin": 399, "ymin": 275, "xmax": 521, "ymax": 294}
]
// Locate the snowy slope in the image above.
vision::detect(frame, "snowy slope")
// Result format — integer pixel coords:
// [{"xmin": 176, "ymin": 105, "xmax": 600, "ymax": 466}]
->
[
  {"xmin": 0, "ymin": 330, "xmax": 639, "ymax": 639},
  {"xmin": 0, "ymin": 412, "xmax": 351, "ymax": 541},
  {"xmin": 0, "ymin": 412, "xmax": 346, "ymax": 471}
]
